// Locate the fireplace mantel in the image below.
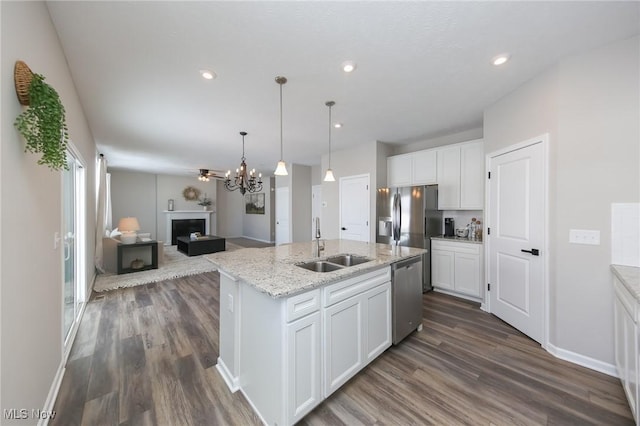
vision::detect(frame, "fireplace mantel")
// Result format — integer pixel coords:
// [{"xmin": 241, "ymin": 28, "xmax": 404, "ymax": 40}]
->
[{"xmin": 163, "ymin": 210, "xmax": 216, "ymax": 245}]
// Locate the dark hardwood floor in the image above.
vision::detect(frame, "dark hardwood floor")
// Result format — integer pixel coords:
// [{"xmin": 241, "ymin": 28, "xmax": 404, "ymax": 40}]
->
[{"xmin": 52, "ymin": 272, "xmax": 632, "ymax": 425}]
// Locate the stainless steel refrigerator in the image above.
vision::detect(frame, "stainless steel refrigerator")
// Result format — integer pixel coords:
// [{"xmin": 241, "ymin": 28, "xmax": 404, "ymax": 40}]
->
[{"xmin": 376, "ymin": 185, "xmax": 442, "ymax": 292}]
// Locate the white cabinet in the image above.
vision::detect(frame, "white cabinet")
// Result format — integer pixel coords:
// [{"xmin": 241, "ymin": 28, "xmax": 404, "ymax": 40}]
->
[
  {"xmin": 437, "ymin": 139, "xmax": 484, "ymax": 210},
  {"xmin": 286, "ymin": 311, "xmax": 321, "ymax": 423},
  {"xmin": 387, "ymin": 154, "xmax": 412, "ymax": 187},
  {"xmin": 387, "ymin": 149, "xmax": 437, "ymax": 187},
  {"xmin": 411, "ymin": 149, "xmax": 437, "ymax": 185},
  {"xmin": 431, "ymin": 239, "xmax": 483, "ymax": 301},
  {"xmin": 436, "ymin": 145, "xmax": 461, "ymax": 210},
  {"xmin": 460, "ymin": 142, "xmax": 485, "ymax": 209},
  {"xmin": 322, "ymin": 267, "xmax": 391, "ymax": 397},
  {"xmin": 614, "ymin": 276, "xmax": 638, "ymax": 422}
]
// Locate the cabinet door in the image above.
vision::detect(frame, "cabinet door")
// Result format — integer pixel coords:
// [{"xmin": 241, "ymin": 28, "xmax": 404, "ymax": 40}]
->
[
  {"xmin": 411, "ymin": 150, "xmax": 437, "ymax": 185},
  {"xmin": 323, "ymin": 296, "xmax": 363, "ymax": 397},
  {"xmin": 432, "ymin": 249, "xmax": 455, "ymax": 290},
  {"xmin": 454, "ymin": 252, "xmax": 481, "ymax": 297},
  {"xmin": 387, "ymin": 155, "xmax": 412, "ymax": 187},
  {"xmin": 436, "ymin": 146, "xmax": 461, "ymax": 209},
  {"xmin": 286, "ymin": 311, "xmax": 321, "ymax": 423},
  {"xmin": 460, "ymin": 141, "xmax": 484, "ymax": 209},
  {"xmin": 363, "ymin": 283, "xmax": 392, "ymax": 362}
]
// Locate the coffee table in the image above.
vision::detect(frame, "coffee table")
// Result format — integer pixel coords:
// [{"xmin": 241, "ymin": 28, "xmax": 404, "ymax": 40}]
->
[{"xmin": 176, "ymin": 235, "xmax": 226, "ymax": 256}]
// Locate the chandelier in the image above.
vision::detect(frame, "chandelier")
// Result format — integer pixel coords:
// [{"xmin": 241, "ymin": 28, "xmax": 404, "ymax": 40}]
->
[{"xmin": 224, "ymin": 131, "xmax": 263, "ymax": 195}]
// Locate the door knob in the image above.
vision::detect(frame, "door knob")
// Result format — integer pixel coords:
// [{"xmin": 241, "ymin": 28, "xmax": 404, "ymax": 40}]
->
[
  {"xmin": 521, "ymin": 248, "xmax": 540, "ymax": 256},
  {"xmin": 341, "ymin": 227, "xmax": 347, "ymax": 231}
]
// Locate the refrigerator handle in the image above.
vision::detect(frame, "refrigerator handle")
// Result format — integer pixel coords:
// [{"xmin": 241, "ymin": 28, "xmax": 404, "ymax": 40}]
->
[
  {"xmin": 424, "ymin": 217, "xmax": 427, "ymax": 237},
  {"xmin": 392, "ymin": 193, "xmax": 399, "ymax": 243}
]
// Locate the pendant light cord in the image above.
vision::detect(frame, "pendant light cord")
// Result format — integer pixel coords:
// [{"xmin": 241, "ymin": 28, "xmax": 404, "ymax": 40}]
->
[
  {"xmin": 328, "ymin": 103, "xmax": 332, "ymax": 167},
  {"xmin": 280, "ymin": 82, "xmax": 284, "ymax": 160}
]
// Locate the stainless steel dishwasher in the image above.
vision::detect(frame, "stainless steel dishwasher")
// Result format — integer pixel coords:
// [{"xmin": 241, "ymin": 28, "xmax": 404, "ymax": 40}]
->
[{"xmin": 392, "ymin": 256, "xmax": 424, "ymax": 344}]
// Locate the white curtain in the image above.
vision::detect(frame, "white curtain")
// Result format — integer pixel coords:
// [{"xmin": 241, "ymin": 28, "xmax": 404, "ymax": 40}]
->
[{"xmin": 94, "ymin": 154, "xmax": 109, "ymax": 273}]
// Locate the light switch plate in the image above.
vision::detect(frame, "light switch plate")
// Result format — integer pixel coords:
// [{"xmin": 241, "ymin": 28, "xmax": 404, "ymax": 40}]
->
[{"xmin": 569, "ymin": 229, "xmax": 600, "ymax": 245}]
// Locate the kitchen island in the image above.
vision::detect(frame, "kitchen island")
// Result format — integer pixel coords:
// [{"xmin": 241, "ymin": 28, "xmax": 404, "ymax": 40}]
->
[{"xmin": 206, "ymin": 239, "xmax": 426, "ymax": 426}]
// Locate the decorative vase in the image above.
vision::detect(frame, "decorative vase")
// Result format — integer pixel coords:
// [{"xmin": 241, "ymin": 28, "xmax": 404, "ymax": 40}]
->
[{"xmin": 203, "ymin": 206, "xmax": 208, "ymax": 211}]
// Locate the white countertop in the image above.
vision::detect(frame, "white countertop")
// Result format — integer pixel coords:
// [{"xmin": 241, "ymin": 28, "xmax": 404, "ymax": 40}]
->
[
  {"xmin": 431, "ymin": 235, "xmax": 484, "ymax": 245},
  {"xmin": 612, "ymin": 264, "xmax": 640, "ymax": 300},
  {"xmin": 205, "ymin": 239, "xmax": 426, "ymax": 298}
]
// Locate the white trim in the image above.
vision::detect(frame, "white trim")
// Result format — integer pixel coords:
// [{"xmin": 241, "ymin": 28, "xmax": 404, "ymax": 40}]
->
[
  {"xmin": 433, "ymin": 288, "xmax": 483, "ymax": 304},
  {"xmin": 239, "ymin": 388, "xmax": 269, "ymax": 426},
  {"xmin": 546, "ymin": 342, "xmax": 618, "ymax": 378},
  {"xmin": 240, "ymin": 236, "xmax": 274, "ymax": 244},
  {"xmin": 39, "ymin": 300, "xmax": 88, "ymax": 426},
  {"xmin": 216, "ymin": 358, "xmax": 240, "ymax": 392},
  {"xmin": 485, "ymin": 134, "xmax": 550, "ymax": 349},
  {"xmin": 164, "ymin": 210, "xmax": 215, "ymax": 244}
]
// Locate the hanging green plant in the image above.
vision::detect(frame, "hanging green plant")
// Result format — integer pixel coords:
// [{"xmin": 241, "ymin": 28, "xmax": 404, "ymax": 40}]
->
[{"xmin": 14, "ymin": 63, "xmax": 69, "ymax": 171}]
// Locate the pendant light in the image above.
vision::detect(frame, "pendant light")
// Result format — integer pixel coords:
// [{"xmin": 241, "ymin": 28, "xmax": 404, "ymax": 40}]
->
[
  {"xmin": 274, "ymin": 76, "xmax": 288, "ymax": 176},
  {"xmin": 323, "ymin": 101, "xmax": 336, "ymax": 182}
]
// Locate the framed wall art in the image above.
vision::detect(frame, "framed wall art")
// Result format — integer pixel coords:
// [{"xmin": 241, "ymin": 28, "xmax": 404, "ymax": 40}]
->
[{"xmin": 245, "ymin": 193, "xmax": 265, "ymax": 215}]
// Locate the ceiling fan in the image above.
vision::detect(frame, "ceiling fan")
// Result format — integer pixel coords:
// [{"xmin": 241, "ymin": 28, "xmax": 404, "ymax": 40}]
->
[{"xmin": 196, "ymin": 168, "xmax": 226, "ymax": 182}]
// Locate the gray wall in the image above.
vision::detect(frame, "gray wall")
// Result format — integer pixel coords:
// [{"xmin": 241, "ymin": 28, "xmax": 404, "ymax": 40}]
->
[
  {"xmin": 321, "ymin": 141, "xmax": 381, "ymax": 242},
  {"xmin": 1, "ymin": 1, "xmax": 97, "ymax": 418},
  {"xmin": 216, "ymin": 179, "xmax": 243, "ymax": 237},
  {"xmin": 110, "ymin": 170, "xmax": 218, "ymax": 242},
  {"xmin": 291, "ymin": 164, "xmax": 312, "ymax": 242},
  {"xmin": 393, "ymin": 127, "xmax": 484, "ymax": 155},
  {"xmin": 242, "ymin": 177, "xmax": 275, "ymax": 243},
  {"xmin": 484, "ymin": 35, "xmax": 640, "ymax": 366}
]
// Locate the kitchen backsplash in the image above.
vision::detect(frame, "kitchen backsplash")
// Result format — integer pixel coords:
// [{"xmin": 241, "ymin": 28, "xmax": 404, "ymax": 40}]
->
[{"xmin": 441, "ymin": 210, "xmax": 484, "ymax": 233}]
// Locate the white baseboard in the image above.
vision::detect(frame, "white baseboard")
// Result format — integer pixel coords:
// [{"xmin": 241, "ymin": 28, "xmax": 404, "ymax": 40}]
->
[
  {"xmin": 240, "ymin": 388, "xmax": 269, "ymax": 426},
  {"xmin": 216, "ymin": 358, "xmax": 240, "ymax": 392},
  {"xmin": 39, "ymin": 299, "xmax": 88, "ymax": 426},
  {"xmin": 433, "ymin": 287, "xmax": 483, "ymax": 305},
  {"xmin": 546, "ymin": 342, "xmax": 618, "ymax": 378},
  {"xmin": 240, "ymin": 236, "xmax": 274, "ymax": 244}
]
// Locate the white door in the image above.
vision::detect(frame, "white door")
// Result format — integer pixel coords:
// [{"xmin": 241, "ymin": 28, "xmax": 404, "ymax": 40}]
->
[
  {"xmin": 276, "ymin": 187, "xmax": 290, "ymax": 245},
  {"xmin": 488, "ymin": 140, "xmax": 545, "ymax": 343},
  {"xmin": 339, "ymin": 174, "xmax": 370, "ymax": 242},
  {"xmin": 311, "ymin": 185, "xmax": 322, "ymax": 239},
  {"xmin": 363, "ymin": 283, "xmax": 392, "ymax": 362}
]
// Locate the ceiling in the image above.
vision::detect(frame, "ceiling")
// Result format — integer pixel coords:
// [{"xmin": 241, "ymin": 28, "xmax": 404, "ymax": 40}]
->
[{"xmin": 46, "ymin": 1, "xmax": 639, "ymax": 177}]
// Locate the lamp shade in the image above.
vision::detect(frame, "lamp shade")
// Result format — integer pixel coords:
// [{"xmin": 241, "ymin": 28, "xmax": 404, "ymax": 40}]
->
[
  {"xmin": 274, "ymin": 160, "xmax": 288, "ymax": 176},
  {"xmin": 323, "ymin": 168, "xmax": 335, "ymax": 182},
  {"xmin": 118, "ymin": 217, "xmax": 140, "ymax": 233}
]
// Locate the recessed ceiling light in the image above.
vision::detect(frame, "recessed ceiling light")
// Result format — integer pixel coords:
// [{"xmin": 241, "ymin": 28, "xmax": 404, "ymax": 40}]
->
[
  {"xmin": 334, "ymin": 123, "xmax": 342, "ymax": 128},
  {"xmin": 200, "ymin": 69, "xmax": 216, "ymax": 80},
  {"xmin": 492, "ymin": 54, "xmax": 510, "ymax": 66},
  {"xmin": 341, "ymin": 61, "xmax": 357, "ymax": 73}
]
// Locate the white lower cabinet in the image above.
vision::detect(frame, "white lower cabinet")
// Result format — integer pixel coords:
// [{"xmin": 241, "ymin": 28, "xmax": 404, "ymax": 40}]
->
[
  {"xmin": 431, "ymin": 239, "xmax": 483, "ymax": 300},
  {"xmin": 286, "ymin": 311, "xmax": 321, "ymax": 424},
  {"xmin": 220, "ymin": 267, "xmax": 392, "ymax": 426},
  {"xmin": 323, "ymin": 268, "xmax": 392, "ymax": 397},
  {"xmin": 614, "ymin": 275, "xmax": 638, "ymax": 422}
]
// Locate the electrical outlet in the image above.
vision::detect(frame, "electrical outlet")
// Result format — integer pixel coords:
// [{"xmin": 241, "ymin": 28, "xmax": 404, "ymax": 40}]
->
[
  {"xmin": 228, "ymin": 294, "xmax": 234, "ymax": 312},
  {"xmin": 569, "ymin": 229, "xmax": 600, "ymax": 245}
]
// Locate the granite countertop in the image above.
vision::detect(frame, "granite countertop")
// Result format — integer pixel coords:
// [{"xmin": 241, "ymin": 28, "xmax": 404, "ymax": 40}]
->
[
  {"xmin": 431, "ymin": 235, "xmax": 484, "ymax": 245},
  {"xmin": 612, "ymin": 264, "xmax": 640, "ymax": 300},
  {"xmin": 205, "ymin": 239, "xmax": 426, "ymax": 298}
]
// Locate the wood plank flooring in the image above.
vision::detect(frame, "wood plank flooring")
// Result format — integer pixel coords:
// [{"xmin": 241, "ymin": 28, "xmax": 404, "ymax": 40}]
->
[{"xmin": 52, "ymin": 273, "xmax": 633, "ymax": 425}]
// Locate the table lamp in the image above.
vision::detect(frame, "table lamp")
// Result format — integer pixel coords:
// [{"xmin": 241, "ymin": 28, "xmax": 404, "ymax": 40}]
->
[{"xmin": 118, "ymin": 217, "xmax": 140, "ymax": 244}]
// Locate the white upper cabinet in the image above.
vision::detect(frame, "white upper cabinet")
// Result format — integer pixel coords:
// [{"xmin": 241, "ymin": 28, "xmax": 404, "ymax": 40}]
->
[
  {"xmin": 436, "ymin": 139, "xmax": 484, "ymax": 210},
  {"xmin": 387, "ymin": 154, "xmax": 412, "ymax": 187},
  {"xmin": 460, "ymin": 141, "xmax": 484, "ymax": 209},
  {"xmin": 436, "ymin": 145, "xmax": 462, "ymax": 210},
  {"xmin": 411, "ymin": 149, "xmax": 437, "ymax": 185}
]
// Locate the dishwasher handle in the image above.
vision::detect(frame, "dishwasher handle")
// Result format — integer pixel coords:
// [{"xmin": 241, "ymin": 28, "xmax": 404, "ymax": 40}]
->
[{"xmin": 392, "ymin": 255, "xmax": 422, "ymax": 272}]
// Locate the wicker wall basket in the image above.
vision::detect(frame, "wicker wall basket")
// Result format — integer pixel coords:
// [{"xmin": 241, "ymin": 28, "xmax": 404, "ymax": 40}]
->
[{"xmin": 14, "ymin": 60, "xmax": 34, "ymax": 106}]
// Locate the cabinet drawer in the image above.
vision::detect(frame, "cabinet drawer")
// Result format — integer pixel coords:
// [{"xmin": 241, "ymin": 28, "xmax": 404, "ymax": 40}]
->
[
  {"xmin": 432, "ymin": 240, "xmax": 481, "ymax": 254},
  {"xmin": 615, "ymin": 276, "xmax": 638, "ymax": 323},
  {"xmin": 323, "ymin": 267, "xmax": 391, "ymax": 307},
  {"xmin": 286, "ymin": 289, "xmax": 320, "ymax": 322}
]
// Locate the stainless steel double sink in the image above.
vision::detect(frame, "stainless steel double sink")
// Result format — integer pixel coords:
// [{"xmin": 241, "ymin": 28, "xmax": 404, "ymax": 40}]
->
[{"xmin": 296, "ymin": 254, "xmax": 373, "ymax": 272}]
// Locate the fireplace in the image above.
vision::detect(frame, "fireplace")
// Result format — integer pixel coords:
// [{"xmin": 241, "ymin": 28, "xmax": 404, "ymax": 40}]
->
[
  {"xmin": 163, "ymin": 210, "xmax": 215, "ymax": 246},
  {"xmin": 171, "ymin": 219, "xmax": 205, "ymax": 245}
]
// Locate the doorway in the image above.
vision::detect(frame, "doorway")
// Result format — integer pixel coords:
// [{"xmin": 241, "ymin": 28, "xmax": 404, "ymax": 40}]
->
[
  {"xmin": 275, "ymin": 186, "xmax": 290, "ymax": 245},
  {"xmin": 486, "ymin": 135, "xmax": 548, "ymax": 344},
  {"xmin": 339, "ymin": 174, "xmax": 370, "ymax": 242},
  {"xmin": 63, "ymin": 148, "xmax": 86, "ymax": 348}
]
